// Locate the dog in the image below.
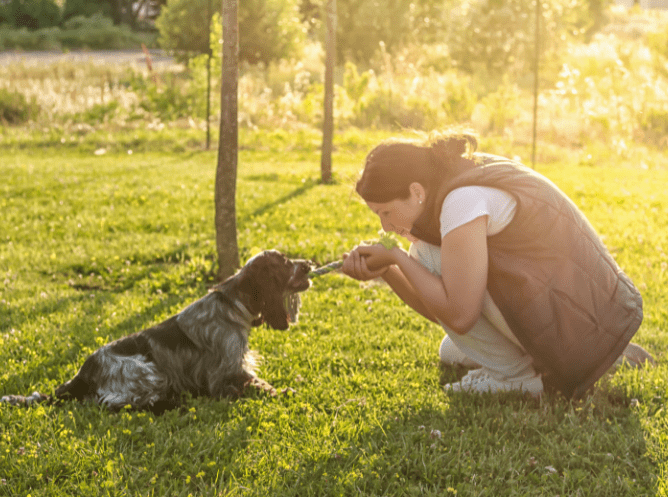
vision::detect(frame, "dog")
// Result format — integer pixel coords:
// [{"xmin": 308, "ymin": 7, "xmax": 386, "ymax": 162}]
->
[{"xmin": 1, "ymin": 250, "xmax": 313, "ymax": 413}]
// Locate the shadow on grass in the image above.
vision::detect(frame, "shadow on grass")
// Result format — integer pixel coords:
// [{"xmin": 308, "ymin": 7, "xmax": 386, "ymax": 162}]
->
[
  {"xmin": 2, "ymin": 242, "xmax": 211, "ymax": 341},
  {"xmin": 60, "ymin": 247, "xmax": 213, "ymax": 293},
  {"xmin": 0, "ymin": 287, "xmax": 194, "ymax": 395},
  {"xmin": 242, "ymin": 178, "xmax": 319, "ymax": 220}
]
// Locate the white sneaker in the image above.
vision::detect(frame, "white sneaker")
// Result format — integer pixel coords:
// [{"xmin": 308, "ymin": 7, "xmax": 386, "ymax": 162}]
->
[
  {"xmin": 439, "ymin": 336, "xmax": 481, "ymax": 368},
  {"xmin": 444, "ymin": 368, "xmax": 543, "ymax": 397}
]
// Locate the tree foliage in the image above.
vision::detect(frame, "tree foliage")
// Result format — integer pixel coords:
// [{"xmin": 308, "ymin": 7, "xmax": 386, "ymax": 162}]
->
[
  {"xmin": 156, "ymin": 0, "xmax": 305, "ymax": 64},
  {"xmin": 300, "ymin": 0, "xmax": 613, "ymax": 82},
  {"xmin": 447, "ymin": 0, "xmax": 594, "ymax": 83},
  {"xmin": 155, "ymin": 0, "xmax": 212, "ymax": 57},
  {"xmin": 332, "ymin": 0, "xmax": 447, "ymax": 64},
  {"xmin": 239, "ymin": 0, "xmax": 305, "ymax": 64},
  {"xmin": 6, "ymin": 0, "xmax": 61, "ymax": 29}
]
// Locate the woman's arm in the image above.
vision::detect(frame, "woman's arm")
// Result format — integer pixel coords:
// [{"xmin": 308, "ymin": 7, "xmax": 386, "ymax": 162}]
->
[
  {"xmin": 351, "ymin": 216, "xmax": 489, "ymax": 334},
  {"xmin": 381, "ymin": 266, "xmax": 439, "ymax": 322}
]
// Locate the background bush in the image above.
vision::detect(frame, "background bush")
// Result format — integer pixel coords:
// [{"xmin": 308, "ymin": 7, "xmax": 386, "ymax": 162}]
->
[
  {"xmin": 154, "ymin": 0, "xmax": 212, "ymax": 59},
  {"xmin": 239, "ymin": 0, "xmax": 306, "ymax": 64},
  {"xmin": 0, "ymin": 24, "xmax": 58, "ymax": 49},
  {"xmin": 58, "ymin": 14, "xmax": 143, "ymax": 49},
  {"xmin": 638, "ymin": 107, "xmax": 668, "ymax": 147},
  {"xmin": 0, "ymin": 13, "xmax": 145, "ymax": 50},
  {"xmin": 6, "ymin": 0, "xmax": 60, "ymax": 29},
  {"xmin": 446, "ymin": 0, "xmax": 589, "ymax": 89},
  {"xmin": 0, "ymin": 88, "xmax": 39, "ymax": 124},
  {"xmin": 61, "ymin": 0, "xmax": 112, "ymax": 23},
  {"xmin": 0, "ymin": 3, "xmax": 10, "ymax": 25}
]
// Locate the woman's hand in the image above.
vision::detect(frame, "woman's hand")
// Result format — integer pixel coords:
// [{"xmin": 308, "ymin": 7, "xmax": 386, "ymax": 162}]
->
[
  {"xmin": 341, "ymin": 244, "xmax": 395, "ymax": 281},
  {"xmin": 356, "ymin": 244, "xmax": 398, "ymax": 270}
]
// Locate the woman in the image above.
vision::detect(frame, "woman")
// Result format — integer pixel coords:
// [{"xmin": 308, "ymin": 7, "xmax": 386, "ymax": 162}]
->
[{"xmin": 341, "ymin": 131, "xmax": 653, "ymax": 398}]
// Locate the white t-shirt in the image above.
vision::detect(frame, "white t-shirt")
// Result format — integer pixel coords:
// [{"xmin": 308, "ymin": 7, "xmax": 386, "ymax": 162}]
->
[
  {"xmin": 409, "ymin": 186, "xmax": 517, "ymax": 274},
  {"xmin": 439, "ymin": 186, "xmax": 516, "ymax": 239}
]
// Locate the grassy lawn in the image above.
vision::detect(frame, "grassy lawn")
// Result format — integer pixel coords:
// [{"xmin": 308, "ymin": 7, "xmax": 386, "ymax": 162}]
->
[{"xmin": 0, "ymin": 138, "xmax": 666, "ymax": 496}]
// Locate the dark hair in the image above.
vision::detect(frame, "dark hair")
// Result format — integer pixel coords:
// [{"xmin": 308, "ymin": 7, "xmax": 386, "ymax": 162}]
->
[{"xmin": 355, "ymin": 130, "xmax": 477, "ymax": 203}]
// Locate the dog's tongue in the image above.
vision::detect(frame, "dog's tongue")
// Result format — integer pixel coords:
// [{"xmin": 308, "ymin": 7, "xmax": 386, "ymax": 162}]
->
[{"xmin": 284, "ymin": 293, "xmax": 302, "ymax": 323}]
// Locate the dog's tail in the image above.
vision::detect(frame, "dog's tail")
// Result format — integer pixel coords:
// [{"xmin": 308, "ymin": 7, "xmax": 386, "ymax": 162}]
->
[
  {"xmin": 1, "ymin": 373, "xmax": 97, "ymax": 408},
  {"xmin": 1, "ymin": 373, "xmax": 94, "ymax": 408},
  {"xmin": 1, "ymin": 391, "xmax": 53, "ymax": 407}
]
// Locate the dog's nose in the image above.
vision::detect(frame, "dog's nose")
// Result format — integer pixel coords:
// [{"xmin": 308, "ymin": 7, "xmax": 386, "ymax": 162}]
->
[
  {"xmin": 302, "ymin": 260, "xmax": 315, "ymax": 273},
  {"xmin": 295, "ymin": 260, "xmax": 314, "ymax": 275}
]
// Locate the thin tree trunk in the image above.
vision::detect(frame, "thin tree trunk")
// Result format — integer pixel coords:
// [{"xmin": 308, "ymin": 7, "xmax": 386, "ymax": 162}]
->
[
  {"xmin": 215, "ymin": 0, "xmax": 239, "ymax": 281},
  {"xmin": 320, "ymin": 0, "xmax": 336, "ymax": 184},
  {"xmin": 206, "ymin": 0, "xmax": 212, "ymax": 150},
  {"xmin": 531, "ymin": 0, "xmax": 540, "ymax": 169}
]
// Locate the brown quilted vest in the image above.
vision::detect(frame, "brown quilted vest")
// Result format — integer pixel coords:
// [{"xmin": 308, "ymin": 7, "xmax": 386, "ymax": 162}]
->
[{"xmin": 410, "ymin": 154, "xmax": 643, "ymax": 398}]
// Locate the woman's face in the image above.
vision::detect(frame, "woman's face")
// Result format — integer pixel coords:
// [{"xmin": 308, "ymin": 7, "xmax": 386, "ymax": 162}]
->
[{"xmin": 365, "ymin": 183, "xmax": 425, "ymax": 242}]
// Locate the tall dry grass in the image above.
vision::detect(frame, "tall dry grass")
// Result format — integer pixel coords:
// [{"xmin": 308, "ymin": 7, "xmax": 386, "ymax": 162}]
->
[{"xmin": 0, "ymin": 7, "xmax": 667, "ymax": 153}]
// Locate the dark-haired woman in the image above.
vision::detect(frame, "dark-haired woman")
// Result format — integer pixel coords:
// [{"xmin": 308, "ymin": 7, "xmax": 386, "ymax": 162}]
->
[{"xmin": 341, "ymin": 131, "xmax": 653, "ymax": 399}]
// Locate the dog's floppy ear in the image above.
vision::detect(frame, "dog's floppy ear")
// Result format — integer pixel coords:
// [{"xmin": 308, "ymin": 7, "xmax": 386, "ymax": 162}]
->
[
  {"xmin": 239, "ymin": 251, "xmax": 290, "ymax": 330},
  {"xmin": 260, "ymin": 287, "xmax": 289, "ymax": 330}
]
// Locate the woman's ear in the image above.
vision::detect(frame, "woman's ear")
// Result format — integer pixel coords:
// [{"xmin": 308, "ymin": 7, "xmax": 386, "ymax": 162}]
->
[{"xmin": 410, "ymin": 182, "xmax": 426, "ymax": 204}]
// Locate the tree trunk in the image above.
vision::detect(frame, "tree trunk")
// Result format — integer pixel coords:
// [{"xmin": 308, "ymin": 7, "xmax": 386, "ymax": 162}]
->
[
  {"xmin": 320, "ymin": 0, "xmax": 336, "ymax": 184},
  {"xmin": 206, "ymin": 0, "xmax": 212, "ymax": 150},
  {"xmin": 531, "ymin": 0, "xmax": 540, "ymax": 169},
  {"xmin": 215, "ymin": 0, "xmax": 240, "ymax": 281}
]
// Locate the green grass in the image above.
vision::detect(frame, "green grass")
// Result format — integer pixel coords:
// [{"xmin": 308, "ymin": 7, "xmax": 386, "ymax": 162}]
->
[{"xmin": 0, "ymin": 136, "xmax": 666, "ymax": 496}]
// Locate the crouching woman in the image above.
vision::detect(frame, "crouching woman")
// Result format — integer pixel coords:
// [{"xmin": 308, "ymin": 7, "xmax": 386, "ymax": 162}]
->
[{"xmin": 342, "ymin": 131, "xmax": 653, "ymax": 399}]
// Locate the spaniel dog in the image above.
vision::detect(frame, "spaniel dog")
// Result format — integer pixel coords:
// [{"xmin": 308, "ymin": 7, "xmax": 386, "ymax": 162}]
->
[{"xmin": 1, "ymin": 250, "xmax": 313, "ymax": 413}]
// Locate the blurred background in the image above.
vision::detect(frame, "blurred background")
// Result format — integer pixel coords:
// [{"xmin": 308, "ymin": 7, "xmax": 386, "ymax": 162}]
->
[{"xmin": 1, "ymin": 0, "xmax": 667, "ymax": 158}]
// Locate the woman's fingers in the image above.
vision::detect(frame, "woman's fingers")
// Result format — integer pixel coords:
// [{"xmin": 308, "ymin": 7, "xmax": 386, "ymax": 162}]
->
[
  {"xmin": 342, "ymin": 249, "xmax": 360, "ymax": 277},
  {"xmin": 342, "ymin": 248, "xmax": 375, "ymax": 280},
  {"xmin": 353, "ymin": 250, "xmax": 364, "ymax": 276},
  {"xmin": 342, "ymin": 245, "xmax": 393, "ymax": 280}
]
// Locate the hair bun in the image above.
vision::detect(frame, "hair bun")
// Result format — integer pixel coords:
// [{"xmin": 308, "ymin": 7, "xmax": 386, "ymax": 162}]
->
[{"xmin": 428, "ymin": 132, "xmax": 477, "ymax": 159}]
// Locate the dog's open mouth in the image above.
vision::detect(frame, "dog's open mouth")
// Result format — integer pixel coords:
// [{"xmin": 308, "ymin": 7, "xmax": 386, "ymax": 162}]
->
[
  {"xmin": 288, "ymin": 261, "xmax": 314, "ymax": 292},
  {"xmin": 290, "ymin": 278, "xmax": 311, "ymax": 292}
]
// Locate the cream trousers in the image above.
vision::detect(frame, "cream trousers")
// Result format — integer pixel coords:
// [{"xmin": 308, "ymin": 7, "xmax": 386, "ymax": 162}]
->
[{"xmin": 410, "ymin": 241, "xmax": 537, "ymax": 381}]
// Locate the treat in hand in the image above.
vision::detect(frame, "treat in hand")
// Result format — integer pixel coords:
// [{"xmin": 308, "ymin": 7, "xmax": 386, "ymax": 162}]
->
[{"xmin": 373, "ymin": 231, "xmax": 400, "ymax": 250}]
